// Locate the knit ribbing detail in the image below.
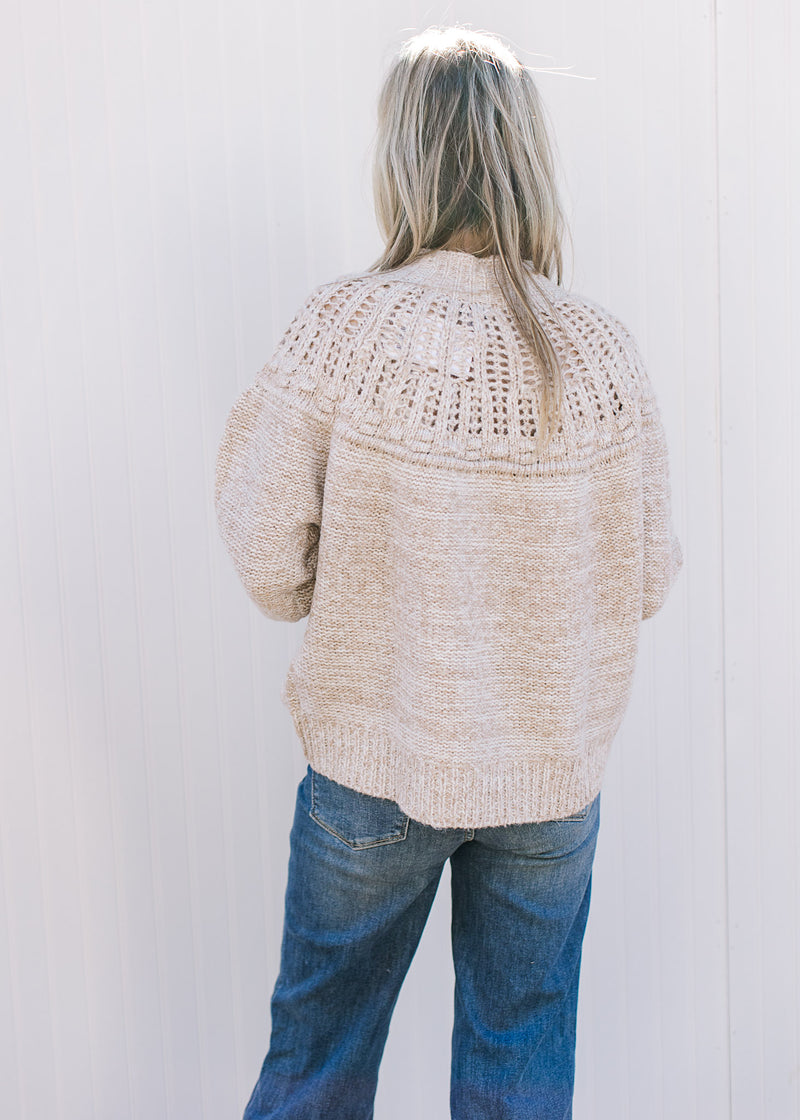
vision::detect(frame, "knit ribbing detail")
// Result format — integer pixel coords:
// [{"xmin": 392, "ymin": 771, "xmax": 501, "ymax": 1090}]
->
[{"xmin": 281, "ymin": 696, "xmax": 613, "ymax": 830}]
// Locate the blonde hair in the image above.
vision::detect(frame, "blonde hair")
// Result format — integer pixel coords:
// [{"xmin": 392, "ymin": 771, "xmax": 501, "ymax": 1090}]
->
[{"xmin": 373, "ymin": 27, "xmax": 569, "ymax": 453}]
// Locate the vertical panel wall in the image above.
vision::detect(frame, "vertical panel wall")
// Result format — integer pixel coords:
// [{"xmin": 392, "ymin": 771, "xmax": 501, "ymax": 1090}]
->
[
  {"xmin": 549, "ymin": 1, "xmax": 729, "ymax": 1115},
  {"xmin": 0, "ymin": 1, "xmax": 796, "ymax": 1118},
  {"xmin": 717, "ymin": 3, "xmax": 800, "ymax": 1119}
]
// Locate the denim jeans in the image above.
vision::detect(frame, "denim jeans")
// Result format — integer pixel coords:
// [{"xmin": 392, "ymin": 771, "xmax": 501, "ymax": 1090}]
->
[{"xmin": 243, "ymin": 766, "xmax": 600, "ymax": 1120}]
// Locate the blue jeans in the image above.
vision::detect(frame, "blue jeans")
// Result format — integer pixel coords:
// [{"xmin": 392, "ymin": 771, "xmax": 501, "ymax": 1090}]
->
[{"xmin": 243, "ymin": 766, "xmax": 600, "ymax": 1120}]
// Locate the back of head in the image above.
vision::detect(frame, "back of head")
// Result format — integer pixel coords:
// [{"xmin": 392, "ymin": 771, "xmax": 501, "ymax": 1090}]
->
[
  {"xmin": 374, "ymin": 26, "xmax": 564, "ymax": 274},
  {"xmin": 373, "ymin": 27, "xmax": 569, "ymax": 454}
]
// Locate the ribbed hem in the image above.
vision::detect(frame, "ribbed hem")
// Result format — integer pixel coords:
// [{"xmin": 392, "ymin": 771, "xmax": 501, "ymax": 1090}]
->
[{"xmin": 281, "ymin": 683, "xmax": 610, "ymax": 829}]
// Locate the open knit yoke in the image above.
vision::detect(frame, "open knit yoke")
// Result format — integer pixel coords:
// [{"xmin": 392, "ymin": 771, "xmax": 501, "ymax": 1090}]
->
[{"xmin": 215, "ymin": 249, "xmax": 683, "ymax": 828}]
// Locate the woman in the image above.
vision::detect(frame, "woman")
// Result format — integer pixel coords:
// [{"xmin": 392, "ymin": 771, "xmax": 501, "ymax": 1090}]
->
[{"xmin": 216, "ymin": 26, "xmax": 683, "ymax": 1120}]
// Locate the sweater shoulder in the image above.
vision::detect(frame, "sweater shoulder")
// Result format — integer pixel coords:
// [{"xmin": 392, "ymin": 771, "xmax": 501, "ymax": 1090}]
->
[
  {"xmin": 547, "ymin": 286, "xmax": 661, "ymax": 413},
  {"xmin": 545, "ymin": 284, "xmax": 643, "ymax": 364},
  {"xmin": 255, "ymin": 269, "xmax": 388, "ymax": 416},
  {"xmin": 276, "ymin": 267, "xmax": 401, "ymax": 339}
]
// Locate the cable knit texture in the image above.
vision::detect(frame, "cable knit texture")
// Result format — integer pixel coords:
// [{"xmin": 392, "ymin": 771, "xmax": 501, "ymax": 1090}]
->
[{"xmin": 215, "ymin": 249, "xmax": 683, "ymax": 828}]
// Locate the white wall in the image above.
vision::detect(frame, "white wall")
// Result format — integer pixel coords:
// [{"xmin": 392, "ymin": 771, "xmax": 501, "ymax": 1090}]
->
[{"xmin": 0, "ymin": 1, "xmax": 796, "ymax": 1118}]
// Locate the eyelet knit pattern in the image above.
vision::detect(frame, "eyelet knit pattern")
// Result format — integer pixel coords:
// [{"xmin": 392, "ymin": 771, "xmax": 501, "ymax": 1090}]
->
[{"xmin": 215, "ymin": 249, "xmax": 683, "ymax": 828}]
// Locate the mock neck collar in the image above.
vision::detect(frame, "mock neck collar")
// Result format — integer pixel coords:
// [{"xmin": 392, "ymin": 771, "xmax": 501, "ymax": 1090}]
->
[{"xmin": 384, "ymin": 248, "xmax": 557, "ymax": 305}]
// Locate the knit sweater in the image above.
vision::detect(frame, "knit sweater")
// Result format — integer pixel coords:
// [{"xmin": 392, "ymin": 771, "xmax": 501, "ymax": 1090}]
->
[{"xmin": 215, "ymin": 249, "xmax": 683, "ymax": 828}]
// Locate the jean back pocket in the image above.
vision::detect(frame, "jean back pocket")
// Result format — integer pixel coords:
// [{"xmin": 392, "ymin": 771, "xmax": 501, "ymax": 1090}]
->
[{"xmin": 309, "ymin": 769, "xmax": 410, "ymax": 849}]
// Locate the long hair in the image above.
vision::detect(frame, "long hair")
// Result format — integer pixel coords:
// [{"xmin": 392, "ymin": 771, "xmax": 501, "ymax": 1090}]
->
[{"xmin": 372, "ymin": 27, "xmax": 570, "ymax": 454}]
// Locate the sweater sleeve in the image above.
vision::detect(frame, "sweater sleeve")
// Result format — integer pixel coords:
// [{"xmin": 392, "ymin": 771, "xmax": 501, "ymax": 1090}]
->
[
  {"xmin": 214, "ymin": 288, "xmax": 339, "ymax": 622},
  {"xmin": 603, "ymin": 310, "xmax": 683, "ymax": 620},
  {"xmin": 215, "ymin": 373, "xmax": 331, "ymax": 622},
  {"xmin": 639, "ymin": 394, "xmax": 684, "ymax": 619}
]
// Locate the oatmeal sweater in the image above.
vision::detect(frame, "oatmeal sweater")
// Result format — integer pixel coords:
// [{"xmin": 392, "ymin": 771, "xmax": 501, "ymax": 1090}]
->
[{"xmin": 215, "ymin": 249, "xmax": 683, "ymax": 828}]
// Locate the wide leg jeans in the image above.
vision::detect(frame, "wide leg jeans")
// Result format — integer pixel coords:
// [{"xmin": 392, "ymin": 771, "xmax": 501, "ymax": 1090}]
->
[{"xmin": 243, "ymin": 766, "xmax": 600, "ymax": 1120}]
